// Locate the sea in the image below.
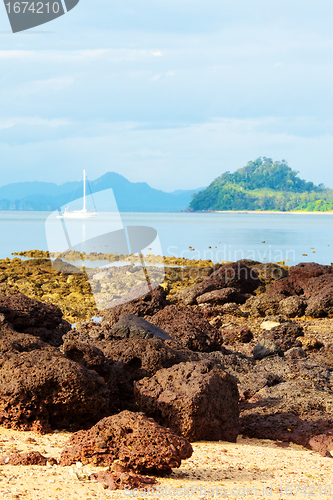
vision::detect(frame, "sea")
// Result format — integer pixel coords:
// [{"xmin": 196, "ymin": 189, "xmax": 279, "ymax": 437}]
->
[{"xmin": 1, "ymin": 210, "xmax": 333, "ymax": 267}]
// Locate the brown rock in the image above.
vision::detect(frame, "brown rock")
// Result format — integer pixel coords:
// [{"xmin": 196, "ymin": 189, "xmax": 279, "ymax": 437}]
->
[
  {"xmin": 266, "ymin": 322, "xmax": 304, "ymax": 338},
  {"xmin": 267, "ymin": 263, "xmax": 333, "ymax": 300},
  {"xmin": 284, "ymin": 347, "xmax": 307, "ymax": 359},
  {"xmin": 69, "ymin": 321, "xmax": 105, "ymax": 342},
  {"xmin": 309, "ymin": 344, "xmax": 333, "ymax": 368},
  {"xmin": 0, "ymin": 451, "xmax": 57, "ymax": 465},
  {"xmin": 278, "ymin": 296, "xmax": 307, "ymax": 318},
  {"xmin": 90, "ymin": 469, "xmax": 158, "ymax": 491},
  {"xmin": 102, "ymin": 337, "xmax": 198, "ymax": 378},
  {"xmin": 0, "ymin": 321, "xmax": 51, "ymax": 353},
  {"xmin": 196, "ymin": 288, "xmax": 249, "ymax": 305},
  {"xmin": 300, "ymin": 337, "xmax": 324, "ymax": 351},
  {"xmin": 59, "ymin": 410, "xmax": 193, "ymax": 473},
  {"xmin": 304, "ymin": 275, "xmax": 333, "ymax": 297},
  {"xmin": 239, "ymin": 357, "xmax": 333, "ymax": 449},
  {"xmin": 173, "ymin": 261, "xmax": 260, "ymax": 306},
  {"xmin": 0, "ymin": 293, "xmax": 63, "ymax": 330},
  {"xmin": 106, "ymin": 314, "xmax": 173, "ymax": 341},
  {"xmin": 63, "ymin": 340, "xmax": 107, "ymax": 375},
  {"xmin": 259, "ymin": 331, "xmax": 302, "ymax": 352},
  {"xmin": 237, "ymin": 371, "xmax": 282, "ymax": 401},
  {"xmin": 305, "ymin": 286, "xmax": 333, "ymax": 317},
  {"xmin": 191, "ymin": 304, "xmax": 224, "ymax": 320},
  {"xmin": 0, "ymin": 293, "xmax": 70, "ymax": 346},
  {"xmin": 290, "ymin": 262, "xmax": 333, "ymax": 283},
  {"xmin": 308, "ymin": 434, "xmax": 333, "ymax": 457},
  {"xmin": 101, "ymin": 336, "xmax": 198, "ymax": 411},
  {"xmin": 240, "ymin": 411, "xmax": 333, "ymax": 450},
  {"xmin": 147, "ymin": 304, "xmax": 224, "ymax": 352},
  {"xmin": 134, "ymin": 360, "xmax": 239, "ymax": 442},
  {"xmin": 266, "ymin": 277, "xmax": 304, "ymax": 297},
  {"xmin": 102, "ymin": 286, "xmax": 170, "ymax": 329},
  {"xmin": 243, "ymin": 294, "xmax": 283, "ymax": 317},
  {"xmin": 222, "ymin": 327, "xmax": 253, "ymax": 344},
  {"xmin": 0, "ymin": 348, "xmax": 111, "ymax": 430},
  {"xmin": 220, "ymin": 303, "xmax": 249, "ymax": 317}
]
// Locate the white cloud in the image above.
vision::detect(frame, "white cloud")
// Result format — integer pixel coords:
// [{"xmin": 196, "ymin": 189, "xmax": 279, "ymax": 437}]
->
[
  {"xmin": 12, "ymin": 77, "xmax": 75, "ymax": 96},
  {"xmin": 0, "ymin": 0, "xmax": 333, "ymax": 193},
  {"xmin": 0, "ymin": 117, "xmax": 70, "ymax": 131},
  {"xmin": 1, "ymin": 117, "xmax": 332, "ymax": 191},
  {"xmin": 0, "ymin": 48, "xmax": 163, "ymax": 63}
]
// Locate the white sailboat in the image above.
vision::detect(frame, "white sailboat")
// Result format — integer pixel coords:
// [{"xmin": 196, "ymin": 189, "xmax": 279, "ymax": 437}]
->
[{"xmin": 57, "ymin": 170, "xmax": 97, "ymax": 219}]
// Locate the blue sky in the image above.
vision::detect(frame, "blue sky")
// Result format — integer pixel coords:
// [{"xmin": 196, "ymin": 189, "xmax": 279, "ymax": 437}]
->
[{"xmin": 0, "ymin": 0, "xmax": 333, "ymax": 191}]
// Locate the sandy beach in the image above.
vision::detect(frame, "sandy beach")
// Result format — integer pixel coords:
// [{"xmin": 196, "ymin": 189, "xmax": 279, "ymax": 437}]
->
[{"xmin": 0, "ymin": 427, "xmax": 332, "ymax": 500}]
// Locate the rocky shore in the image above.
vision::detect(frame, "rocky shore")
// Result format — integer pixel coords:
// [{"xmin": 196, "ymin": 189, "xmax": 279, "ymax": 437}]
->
[
  {"xmin": 5, "ymin": 251, "xmax": 216, "ymax": 323},
  {"xmin": 1, "ymin": 254, "xmax": 333, "ymax": 493}
]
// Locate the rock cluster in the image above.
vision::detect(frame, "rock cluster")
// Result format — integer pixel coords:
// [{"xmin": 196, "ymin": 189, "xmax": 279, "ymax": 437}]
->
[
  {"xmin": 1, "ymin": 256, "xmax": 333, "ymax": 488},
  {"xmin": 0, "ymin": 255, "xmax": 215, "ymax": 323}
]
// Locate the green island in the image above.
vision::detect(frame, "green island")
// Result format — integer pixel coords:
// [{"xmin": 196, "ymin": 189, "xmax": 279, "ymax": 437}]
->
[{"xmin": 189, "ymin": 157, "xmax": 333, "ymax": 212}]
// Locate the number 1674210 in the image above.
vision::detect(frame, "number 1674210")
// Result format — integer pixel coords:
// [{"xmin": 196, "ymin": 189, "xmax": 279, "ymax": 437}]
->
[{"xmin": 5, "ymin": 2, "xmax": 61, "ymax": 14}]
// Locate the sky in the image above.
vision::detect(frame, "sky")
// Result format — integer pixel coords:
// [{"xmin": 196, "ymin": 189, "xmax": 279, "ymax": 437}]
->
[{"xmin": 0, "ymin": 0, "xmax": 333, "ymax": 191}]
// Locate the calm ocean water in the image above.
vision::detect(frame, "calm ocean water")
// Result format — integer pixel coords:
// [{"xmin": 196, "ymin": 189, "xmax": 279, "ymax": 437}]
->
[{"xmin": 1, "ymin": 211, "xmax": 333, "ymax": 266}]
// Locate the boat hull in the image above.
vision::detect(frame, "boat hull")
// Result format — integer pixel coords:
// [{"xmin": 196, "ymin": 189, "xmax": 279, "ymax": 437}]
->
[{"xmin": 57, "ymin": 213, "xmax": 97, "ymax": 219}]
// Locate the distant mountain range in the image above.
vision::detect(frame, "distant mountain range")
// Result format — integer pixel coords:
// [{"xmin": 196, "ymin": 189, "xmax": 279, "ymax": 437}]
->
[
  {"xmin": 0, "ymin": 172, "xmax": 204, "ymax": 212},
  {"xmin": 189, "ymin": 158, "xmax": 333, "ymax": 212}
]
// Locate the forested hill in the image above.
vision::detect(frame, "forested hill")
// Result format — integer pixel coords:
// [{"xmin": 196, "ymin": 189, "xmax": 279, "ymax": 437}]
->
[{"xmin": 189, "ymin": 158, "xmax": 333, "ymax": 212}]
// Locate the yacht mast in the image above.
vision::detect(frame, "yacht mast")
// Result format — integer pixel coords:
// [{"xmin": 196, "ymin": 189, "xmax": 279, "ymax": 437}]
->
[{"xmin": 83, "ymin": 169, "xmax": 86, "ymax": 211}]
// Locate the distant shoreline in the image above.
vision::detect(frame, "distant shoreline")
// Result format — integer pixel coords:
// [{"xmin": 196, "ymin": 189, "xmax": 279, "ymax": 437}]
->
[
  {"xmin": 194, "ymin": 210, "xmax": 333, "ymax": 215},
  {"xmin": 2, "ymin": 208, "xmax": 333, "ymax": 215}
]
